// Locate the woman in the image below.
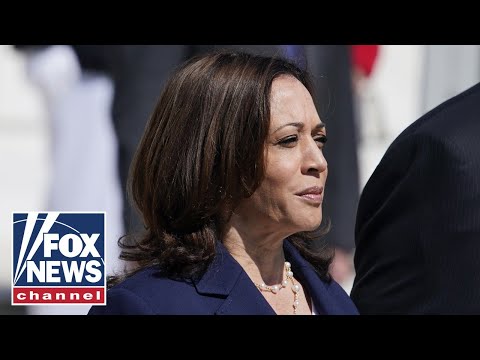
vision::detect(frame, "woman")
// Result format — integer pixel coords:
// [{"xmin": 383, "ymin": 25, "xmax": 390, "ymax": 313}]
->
[{"xmin": 88, "ymin": 51, "xmax": 359, "ymax": 315}]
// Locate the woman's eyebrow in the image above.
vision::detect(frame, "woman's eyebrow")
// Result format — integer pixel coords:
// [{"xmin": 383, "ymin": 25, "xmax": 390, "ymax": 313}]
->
[{"xmin": 272, "ymin": 122, "xmax": 325, "ymax": 133}]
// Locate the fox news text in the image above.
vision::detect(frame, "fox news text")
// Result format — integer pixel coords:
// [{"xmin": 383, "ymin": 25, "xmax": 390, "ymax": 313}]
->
[{"xmin": 12, "ymin": 212, "xmax": 106, "ymax": 305}]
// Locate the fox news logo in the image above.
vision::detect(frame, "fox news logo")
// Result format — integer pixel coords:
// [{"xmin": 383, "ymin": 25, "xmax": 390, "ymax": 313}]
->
[{"xmin": 12, "ymin": 212, "xmax": 106, "ymax": 305}]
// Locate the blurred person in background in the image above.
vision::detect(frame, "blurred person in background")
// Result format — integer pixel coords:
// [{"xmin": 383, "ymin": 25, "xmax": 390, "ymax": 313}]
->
[
  {"xmin": 307, "ymin": 45, "xmax": 360, "ymax": 288},
  {"xmin": 16, "ymin": 45, "xmax": 123, "ymax": 315},
  {"xmin": 351, "ymin": 82, "xmax": 480, "ymax": 314},
  {"xmin": 89, "ymin": 51, "xmax": 359, "ymax": 315}
]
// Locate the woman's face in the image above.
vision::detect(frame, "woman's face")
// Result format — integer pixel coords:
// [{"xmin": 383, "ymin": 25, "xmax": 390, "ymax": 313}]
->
[{"xmin": 235, "ymin": 75, "xmax": 328, "ymax": 235}]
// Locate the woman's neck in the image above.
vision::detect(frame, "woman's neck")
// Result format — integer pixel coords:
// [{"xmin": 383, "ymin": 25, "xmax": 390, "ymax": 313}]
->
[{"xmin": 222, "ymin": 224, "xmax": 288, "ymax": 286}]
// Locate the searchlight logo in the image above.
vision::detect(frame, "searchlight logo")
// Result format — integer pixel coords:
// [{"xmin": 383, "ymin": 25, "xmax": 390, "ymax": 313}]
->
[{"xmin": 12, "ymin": 212, "xmax": 106, "ymax": 305}]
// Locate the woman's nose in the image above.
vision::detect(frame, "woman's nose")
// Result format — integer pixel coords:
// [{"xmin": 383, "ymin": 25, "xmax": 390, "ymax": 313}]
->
[{"xmin": 301, "ymin": 139, "xmax": 328, "ymax": 175}]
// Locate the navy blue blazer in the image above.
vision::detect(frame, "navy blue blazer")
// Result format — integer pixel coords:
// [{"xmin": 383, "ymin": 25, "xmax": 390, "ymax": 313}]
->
[{"xmin": 89, "ymin": 240, "xmax": 358, "ymax": 315}]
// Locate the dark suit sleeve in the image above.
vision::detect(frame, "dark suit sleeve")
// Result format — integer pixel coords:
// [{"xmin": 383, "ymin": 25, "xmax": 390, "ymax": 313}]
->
[
  {"xmin": 418, "ymin": 134, "xmax": 480, "ymax": 313},
  {"xmin": 88, "ymin": 288, "xmax": 155, "ymax": 315},
  {"xmin": 352, "ymin": 126, "xmax": 480, "ymax": 314}
]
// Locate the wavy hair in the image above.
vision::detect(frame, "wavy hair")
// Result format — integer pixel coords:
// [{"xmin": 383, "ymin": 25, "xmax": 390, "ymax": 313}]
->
[{"xmin": 109, "ymin": 50, "xmax": 333, "ymax": 287}]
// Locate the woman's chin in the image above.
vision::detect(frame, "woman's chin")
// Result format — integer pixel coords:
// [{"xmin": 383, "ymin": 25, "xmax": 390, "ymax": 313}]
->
[{"xmin": 299, "ymin": 217, "xmax": 323, "ymax": 232}]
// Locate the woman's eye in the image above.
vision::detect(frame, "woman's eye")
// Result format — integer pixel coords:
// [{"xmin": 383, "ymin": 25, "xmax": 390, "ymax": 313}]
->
[
  {"xmin": 314, "ymin": 135, "xmax": 328, "ymax": 148},
  {"xmin": 278, "ymin": 135, "xmax": 298, "ymax": 147}
]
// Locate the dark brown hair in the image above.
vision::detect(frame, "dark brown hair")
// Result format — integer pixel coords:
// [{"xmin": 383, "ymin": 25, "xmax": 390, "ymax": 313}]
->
[{"xmin": 110, "ymin": 50, "xmax": 333, "ymax": 287}]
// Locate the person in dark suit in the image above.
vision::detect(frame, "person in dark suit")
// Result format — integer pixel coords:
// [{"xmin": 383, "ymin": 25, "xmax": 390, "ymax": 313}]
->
[
  {"xmin": 88, "ymin": 50, "xmax": 359, "ymax": 315},
  {"xmin": 350, "ymin": 82, "xmax": 480, "ymax": 314}
]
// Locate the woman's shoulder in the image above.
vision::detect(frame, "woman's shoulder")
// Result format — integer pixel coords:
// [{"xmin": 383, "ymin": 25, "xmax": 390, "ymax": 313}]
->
[
  {"xmin": 111, "ymin": 265, "xmax": 195, "ymax": 297},
  {"xmin": 90, "ymin": 266, "xmax": 204, "ymax": 314}
]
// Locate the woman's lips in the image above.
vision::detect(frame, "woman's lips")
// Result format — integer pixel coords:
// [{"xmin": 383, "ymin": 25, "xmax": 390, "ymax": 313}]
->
[
  {"xmin": 295, "ymin": 186, "xmax": 324, "ymax": 204},
  {"xmin": 299, "ymin": 193, "xmax": 323, "ymax": 202}
]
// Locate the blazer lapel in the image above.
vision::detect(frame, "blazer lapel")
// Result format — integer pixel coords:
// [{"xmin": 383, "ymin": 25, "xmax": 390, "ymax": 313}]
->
[
  {"xmin": 193, "ymin": 240, "xmax": 350, "ymax": 315},
  {"xmin": 283, "ymin": 241, "xmax": 349, "ymax": 315},
  {"xmin": 193, "ymin": 241, "xmax": 276, "ymax": 315},
  {"xmin": 215, "ymin": 271, "xmax": 276, "ymax": 315}
]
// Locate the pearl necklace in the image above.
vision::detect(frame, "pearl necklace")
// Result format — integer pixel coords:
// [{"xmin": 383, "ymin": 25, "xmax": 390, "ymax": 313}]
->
[{"xmin": 254, "ymin": 261, "xmax": 301, "ymax": 314}]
